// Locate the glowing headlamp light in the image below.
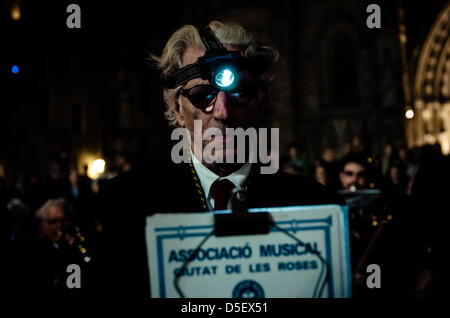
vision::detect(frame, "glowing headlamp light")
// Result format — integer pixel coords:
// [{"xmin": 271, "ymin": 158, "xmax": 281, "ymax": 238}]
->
[
  {"xmin": 215, "ymin": 68, "xmax": 235, "ymax": 88},
  {"xmin": 165, "ymin": 26, "xmax": 245, "ymax": 90}
]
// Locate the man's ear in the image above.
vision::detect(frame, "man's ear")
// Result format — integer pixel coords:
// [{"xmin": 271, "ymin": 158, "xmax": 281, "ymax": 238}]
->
[{"xmin": 167, "ymin": 94, "xmax": 185, "ymax": 127}]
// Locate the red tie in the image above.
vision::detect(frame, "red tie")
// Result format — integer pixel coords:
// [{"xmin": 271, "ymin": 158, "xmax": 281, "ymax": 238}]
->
[{"xmin": 210, "ymin": 179, "xmax": 235, "ymax": 210}]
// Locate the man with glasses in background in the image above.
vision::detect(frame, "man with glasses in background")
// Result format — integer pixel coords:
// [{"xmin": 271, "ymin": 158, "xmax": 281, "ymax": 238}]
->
[{"xmin": 339, "ymin": 153, "xmax": 368, "ymax": 191}]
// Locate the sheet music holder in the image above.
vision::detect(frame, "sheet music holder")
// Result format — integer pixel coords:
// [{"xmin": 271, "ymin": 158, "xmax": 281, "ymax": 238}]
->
[
  {"xmin": 214, "ymin": 188, "xmax": 274, "ymax": 237},
  {"xmin": 145, "ymin": 200, "xmax": 351, "ymax": 297}
]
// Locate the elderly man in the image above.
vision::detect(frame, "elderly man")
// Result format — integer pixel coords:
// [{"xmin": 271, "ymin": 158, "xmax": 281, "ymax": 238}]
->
[
  {"xmin": 36, "ymin": 198, "xmax": 75, "ymax": 246},
  {"xmin": 29, "ymin": 199, "xmax": 90, "ymax": 294},
  {"xmin": 95, "ymin": 21, "xmax": 340, "ymax": 300}
]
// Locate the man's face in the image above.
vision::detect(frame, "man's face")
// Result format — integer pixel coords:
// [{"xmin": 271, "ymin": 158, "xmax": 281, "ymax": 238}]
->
[
  {"xmin": 69, "ymin": 169, "xmax": 78, "ymax": 184},
  {"xmin": 288, "ymin": 147, "xmax": 298, "ymax": 158},
  {"xmin": 339, "ymin": 162, "xmax": 366, "ymax": 190},
  {"xmin": 41, "ymin": 205, "xmax": 68, "ymax": 242},
  {"xmin": 173, "ymin": 46, "xmax": 266, "ymax": 172},
  {"xmin": 390, "ymin": 166, "xmax": 399, "ymax": 181}
]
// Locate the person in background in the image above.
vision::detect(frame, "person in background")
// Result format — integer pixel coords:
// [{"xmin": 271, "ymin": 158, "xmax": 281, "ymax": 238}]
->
[
  {"xmin": 353, "ymin": 146, "xmax": 448, "ymax": 298},
  {"xmin": 45, "ymin": 162, "xmax": 67, "ymax": 199},
  {"xmin": 66, "ymin": 168, "xmax": 97, "ymax": 234},
  {"xmin": 319, "ymin": 148, "xmax": 340, "ymax": 189},
  {"xmin": 114, "ymin": 152, "xmax": 133, "ymax": 174},
  {"xmin": 339, "ymin": 153, "xmax": 368, "ymax": 191},
  {"xmin": 31, "ymin": 199, "xmax": 90, "ymax": 294},
  {"xmin": 384, "ymin": 163, "xmax": 409, "ymax": 198},
  {"xmin": 314, "ymin": 164, "xmax": 328, "ymax": 186},
  {"xmin": 79, "ymin": 164, "xmax": 93, "ymax": 190},
  {"xmin": 381, "ymin": 144, "xmax": 394, "ymax": 176},
  {"xmin": 340, "ymin": 141, "xmax": 352, "ymax": 159},
  {"xmin": 350, "ymin": 135, "xmax": 365, "ymax": 154},
  {"xmin": 281, "ymin": 142, "xmax": 311, "ymax": 175},
  {"xmin": 337, "ymin": 153, "xmax": 373, "ymax": 276},
  {"xmin": 36, "ymin": 198, "xmax": 75, "ymax": 247}
]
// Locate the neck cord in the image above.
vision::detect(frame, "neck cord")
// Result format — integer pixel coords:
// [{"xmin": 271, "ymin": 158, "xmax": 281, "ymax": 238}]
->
[{"xmin": 188, "ymin": 161, "xmax": 209, "ymax": 211}]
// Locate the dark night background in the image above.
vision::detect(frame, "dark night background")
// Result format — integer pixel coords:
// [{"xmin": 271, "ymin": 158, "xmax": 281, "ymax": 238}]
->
[{"xmin": 1, "ymin": 0, "xmax": 447, "ymax": 184}]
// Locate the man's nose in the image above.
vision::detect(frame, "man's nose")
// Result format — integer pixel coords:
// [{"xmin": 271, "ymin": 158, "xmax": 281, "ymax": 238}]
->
[
  {"xmin": 349, "ymin": 175, "xmax": 358, "ymax": 183},
  {"xmin": 213, "ymin": 91, "xmax": 230, "ymax": 121}
]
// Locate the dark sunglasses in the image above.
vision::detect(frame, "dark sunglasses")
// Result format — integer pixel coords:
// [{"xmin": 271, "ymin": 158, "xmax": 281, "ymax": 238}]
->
[
  {"xmin": 178, "ymin": 83, "xmax": 258, "ymax": 112},
  {"xmin": 343, "ymin": 170, "xmax": 366, "ymax": 178},
  {"xmin": 45, "ymin": 217, "xmax": 67, "ymax": 225}
]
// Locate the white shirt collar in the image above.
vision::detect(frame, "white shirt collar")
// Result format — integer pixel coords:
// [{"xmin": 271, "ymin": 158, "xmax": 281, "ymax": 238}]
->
[{"xmin": 190, "ymin": 149, "xmax": 252, "ymax": 210}]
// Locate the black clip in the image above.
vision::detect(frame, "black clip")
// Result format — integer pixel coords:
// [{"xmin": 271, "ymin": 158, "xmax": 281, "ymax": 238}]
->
[{"xmin": 214, "ymin": 188, "xmax": 274, "ymax": 237}]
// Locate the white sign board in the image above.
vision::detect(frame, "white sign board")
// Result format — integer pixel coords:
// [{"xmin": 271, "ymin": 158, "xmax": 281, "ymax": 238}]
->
[{"xmin": 145, "ymin": 205, "xmax": 351, "ymax": 298}]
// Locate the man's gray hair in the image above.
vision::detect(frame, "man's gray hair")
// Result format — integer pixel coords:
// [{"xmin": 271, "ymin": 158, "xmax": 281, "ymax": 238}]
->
[
  {"xmin": 151, "ymin": 21, "xmax": 279, "ymax": 126},
  {"xmin": 36, "ymin": 198, "xmax": 73, "ymax": 220}
]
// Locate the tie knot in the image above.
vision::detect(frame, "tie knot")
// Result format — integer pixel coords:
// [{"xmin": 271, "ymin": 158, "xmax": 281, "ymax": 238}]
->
[{"xmin": 210, "ymin": 179, "xmax": 235, "ymax": 211}]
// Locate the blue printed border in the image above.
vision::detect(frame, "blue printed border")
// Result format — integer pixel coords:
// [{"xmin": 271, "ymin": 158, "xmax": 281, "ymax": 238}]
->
[
  {"xmin": 154, "ymin": 214, "xmax": 336, "ymax": 298},
  {"xmin": 341, "ymin": 205, "xmax": 352, "ymax": 298}
]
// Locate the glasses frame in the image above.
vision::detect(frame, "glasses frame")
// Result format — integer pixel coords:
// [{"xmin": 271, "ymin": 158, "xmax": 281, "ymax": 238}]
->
[
  {"xmin": 178, "ymin": 82, "xmax": 259, "ymax": 112},
  {"xmin": 343, "ymin": 170, "xmax": 366, "ymax": 178}
]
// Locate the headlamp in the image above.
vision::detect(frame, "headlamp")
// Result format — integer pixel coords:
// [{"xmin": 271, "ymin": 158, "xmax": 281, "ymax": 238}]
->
[
  {"xmin": 215, "ymin": 69, "xmax": 235, "ymax": 88},
  {"xmin": 165, "ymin": 26, "xmax": 245, "ymax": 90}
]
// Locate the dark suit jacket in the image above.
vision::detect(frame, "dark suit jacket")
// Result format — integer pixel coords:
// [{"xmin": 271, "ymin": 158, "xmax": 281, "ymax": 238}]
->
[{"xmin": 91, "ymin": 160, "xmax": 342, "ymax": 301}]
